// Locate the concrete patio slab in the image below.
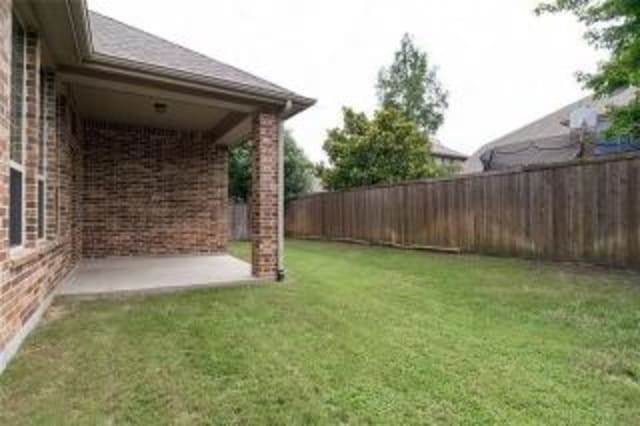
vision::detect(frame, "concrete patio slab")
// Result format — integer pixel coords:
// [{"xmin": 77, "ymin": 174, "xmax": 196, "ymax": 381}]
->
[{"xmin": 58, "ymin": 254, "xmax": 256, "ymax": 299}]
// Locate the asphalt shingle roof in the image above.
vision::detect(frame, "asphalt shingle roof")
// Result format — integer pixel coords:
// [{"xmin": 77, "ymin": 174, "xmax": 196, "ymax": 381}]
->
[
  {"xmin": 88, "ymin": 11, "xmax": 311, "ymax": 103},
  {"xmin": 431, "ymin": 142, "xmax": 468, "ymax": 160}
]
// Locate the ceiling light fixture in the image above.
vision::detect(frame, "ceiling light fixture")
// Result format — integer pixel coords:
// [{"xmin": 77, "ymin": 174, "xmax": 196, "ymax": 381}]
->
[{"xmin": 153, "ymin": 102, "xmax": 168, "ymax": 114}]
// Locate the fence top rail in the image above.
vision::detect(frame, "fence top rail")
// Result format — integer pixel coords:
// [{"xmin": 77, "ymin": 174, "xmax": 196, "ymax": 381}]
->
[{"xmin": 290, "ymin": 151, "xmax": 640, "ymax": 203}]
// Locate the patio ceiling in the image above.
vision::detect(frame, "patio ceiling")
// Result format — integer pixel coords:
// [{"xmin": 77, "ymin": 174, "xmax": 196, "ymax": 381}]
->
[
  {"xmin": 73, "ymin": 85, "xmax": 234, "ymax": 133},
  {"xmin": 62, "ymin": 71, "xmax": 254, "ymax": 145}
]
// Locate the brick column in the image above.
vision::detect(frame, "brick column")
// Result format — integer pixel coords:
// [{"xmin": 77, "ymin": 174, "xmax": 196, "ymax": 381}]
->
[
  {"xmin": 24, "ymin": 32, "xmax": 40, "ymax": 248},
  {"xmin": 250, "ymin": 111, "xmax": 279, "ymax": 278},
  {"xmin": 44, "ymin": 70, "xmax": 57, "ymax": 240}
]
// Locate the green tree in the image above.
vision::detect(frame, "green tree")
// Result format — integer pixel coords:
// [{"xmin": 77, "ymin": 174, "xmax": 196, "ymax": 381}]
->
[
  {"xmin": 228, "ymin": 141, "xmax": 251, "ymax": 202},
  {"xmin": 318, "ymin": 106, "xmax": 442, "ymax": 191},
  {"xmin": 536, "ymin": 0, "xmax": 639, "ymax": 137},
  {"xmin": 283, "ymin": 132, "xmax": 314, "ymax": 202},
  {"xmin": 228, "ymin": 130, "xmax": 314, "ymax": 203},
  {"xmin": 376, "ymin": 33, "xmax": 449, "ymax": 135}
]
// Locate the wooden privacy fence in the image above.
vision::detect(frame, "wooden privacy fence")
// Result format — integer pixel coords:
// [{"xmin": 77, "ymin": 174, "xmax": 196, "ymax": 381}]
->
[
  {"xmin": 286, "ymin": 153, "xmax": 640, "ymax": 269},
  {"xmin": 229, "ymin": 202, "xmax": 249, "ymax": 240}
]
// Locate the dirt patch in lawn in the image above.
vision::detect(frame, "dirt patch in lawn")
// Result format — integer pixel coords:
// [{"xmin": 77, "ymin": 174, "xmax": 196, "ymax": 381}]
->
[{"xmin": 41, "ymin": 303, "xmax": 71, "ymax": 324}]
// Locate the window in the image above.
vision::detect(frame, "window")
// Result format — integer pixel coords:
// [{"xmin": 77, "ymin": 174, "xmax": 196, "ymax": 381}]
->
[
  {"xmin": 10, "ymin": 14, "xmax": 26, "ymax": 247},
  {"xmin": 38, "ymin": 71, "xmax": 46, "ymax": 174},
  {"xmin": 37, "ymin": 180, "xmax": 44, "ymax": 239},
  {"xmin": 37, "ymin": 70, "xmax": 47, "ymax": 240},
  {"xmin": 9, "ymin": 168, "xmax": 23, "ymax": 246}
]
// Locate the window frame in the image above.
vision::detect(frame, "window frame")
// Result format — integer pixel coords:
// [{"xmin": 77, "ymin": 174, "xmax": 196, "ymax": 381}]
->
[{"xmin": 9, "ymin": 13, "xmax": 27, "ymax": 252}]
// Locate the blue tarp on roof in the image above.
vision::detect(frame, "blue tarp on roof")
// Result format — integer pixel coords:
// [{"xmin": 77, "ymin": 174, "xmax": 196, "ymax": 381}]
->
[{"xmin": 594, "ymin": 135, "xmax": 640, "ymax": 156}]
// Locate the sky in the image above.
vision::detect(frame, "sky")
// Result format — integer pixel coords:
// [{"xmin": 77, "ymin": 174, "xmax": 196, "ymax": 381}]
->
[{"xmin": 89, "ymin": 0, "xmax": 605, "ymax": 162}]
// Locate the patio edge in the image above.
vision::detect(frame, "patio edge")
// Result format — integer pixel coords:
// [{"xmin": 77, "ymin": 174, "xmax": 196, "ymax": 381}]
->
[{"xmin": 54, "ymin": 277, "xmax": 268, "ymax": 302}]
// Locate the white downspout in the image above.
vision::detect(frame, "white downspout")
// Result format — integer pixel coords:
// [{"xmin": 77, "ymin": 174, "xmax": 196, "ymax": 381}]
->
[{"xmin": 277, "ymin": 100, "xmax": 293, "ymax": 281}]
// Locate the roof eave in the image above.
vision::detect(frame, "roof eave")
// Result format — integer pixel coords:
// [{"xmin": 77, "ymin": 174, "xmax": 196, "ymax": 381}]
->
[
  {"xmin": 87, "ymin": 53, "xmax": 316, "ymax": 117},
  {"xmin": 67, "ymin": 0, "xmax": 315, "ymax": 118}
]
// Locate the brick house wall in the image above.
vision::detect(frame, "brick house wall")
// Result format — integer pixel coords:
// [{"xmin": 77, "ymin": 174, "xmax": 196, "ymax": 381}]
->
[
  {"xmin": 0, "ymin": 89, "xmax": 82, "ymax": 370},
  {"xmin": 0, "ymin": 0, "xmax": 13, "ymax": 355},
  {"xmin": 0, "ymin": 0, "xmax": 11, "ymax": 275},
  {"xmin": 82, "ymin": 121, "xmax": 228, "ymax": 257},
  {"xmin": 0, "ymin": 0, "xmax": 82, "ymax": 370},
  {"xmin": 56, "ymin": 95, "xmax": 84, "ymax": 264}
]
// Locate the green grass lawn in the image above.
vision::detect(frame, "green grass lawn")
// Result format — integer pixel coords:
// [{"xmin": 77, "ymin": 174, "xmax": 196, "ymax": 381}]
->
[{"xmin": 1, "ymin": 240, "xmax": 639, "ymax": 425}]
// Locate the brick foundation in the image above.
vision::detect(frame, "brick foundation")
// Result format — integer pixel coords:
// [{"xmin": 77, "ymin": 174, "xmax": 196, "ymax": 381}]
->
[
  {"xmin": 250, "ymin": 111, "xmax": 280, "ymax": 278},
  {"xmin": 82, "ymin": 121, "xmax": 228, "ymax": 257}
]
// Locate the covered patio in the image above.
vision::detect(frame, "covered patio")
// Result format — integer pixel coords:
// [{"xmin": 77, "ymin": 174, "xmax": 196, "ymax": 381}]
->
[
  {"xmin": 53, "ymin": 7, "xmax": 315, "ymax": 290},
  {"xmin": 0, "ymin": 0, "xmax": 314, "ymax": 374}
]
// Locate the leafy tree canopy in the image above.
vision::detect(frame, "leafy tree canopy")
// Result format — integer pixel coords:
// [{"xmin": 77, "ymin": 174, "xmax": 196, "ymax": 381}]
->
[
  {"xmin": 228, "ymin": 141, "xmax": 251, "ymax": 203},
  {"xmin": 376, "ymin": 33, "xmax": 449, "ymax": 135},
  {"xmin": 536, "ymin": 0, "xmax": 640, "ymax": 137},
  {"xmin": 318, "ymin": 106, "xmax": 444, "ymax": 191},
  {"xmin": 229, "ymin": 129, "xmax": 314, "ymax": 203},
  {"xmin": 283, "ymin": 132, "xmax": 314, "ymax": 202}
]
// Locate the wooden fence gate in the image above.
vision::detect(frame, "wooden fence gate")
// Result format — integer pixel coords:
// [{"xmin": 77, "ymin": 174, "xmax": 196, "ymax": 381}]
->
[{"xmin": 229, "ymin": 202, "xmax": 249, "ymax": 241}]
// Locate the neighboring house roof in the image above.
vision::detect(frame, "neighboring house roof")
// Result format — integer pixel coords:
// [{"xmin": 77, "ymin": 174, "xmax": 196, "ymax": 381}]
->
[
  {"xmin": 87, "ymin": 11, "xmax": 313, "ymax": 107},
  {"xmin": 463, "ymin": 87, "xmax": 638, "ymax": 173},
  {"xmin": 431, "ymin": 142, "xmax": 468, "ymax": 161},
  {"xmin": 479, "ymin": 135, "xmax": 581, "ymax": 172}
]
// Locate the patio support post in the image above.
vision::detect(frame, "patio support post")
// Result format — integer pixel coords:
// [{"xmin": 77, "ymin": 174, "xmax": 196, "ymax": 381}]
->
[
  {"xmin": 276, "ymin": 109, "xmax": 286, "ymax": 281},
  {"xmin": 250, "ymin": 110, "xmax": 280, "ymax": 278}
]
